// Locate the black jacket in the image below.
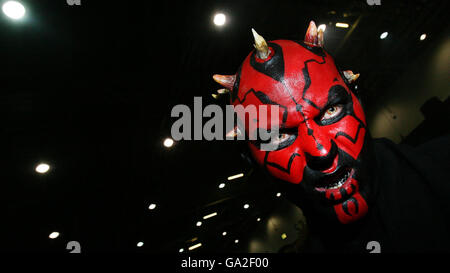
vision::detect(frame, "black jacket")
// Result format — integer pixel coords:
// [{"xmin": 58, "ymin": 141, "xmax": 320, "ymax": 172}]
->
[{"xmin": 305, "ymin": 136, "xmax": 450, "ymax": 252}]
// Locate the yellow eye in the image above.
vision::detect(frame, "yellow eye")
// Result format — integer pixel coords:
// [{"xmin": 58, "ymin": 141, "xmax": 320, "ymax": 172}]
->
[
  {"xmin": 321, "ymin": 105, "xmax": 343, "ymax": 121},
  {"xmin": 267, "ymin": 133, "xmax": 289, "ymax": 146},
  {"xmin": 270, "ymin": 134, "xmax": 290, "ymax": 145},
  {"xmin": 264, "ymin": 133, "xmax": 292, "ymax": 150},
  {"xmin": 257, "ymin": 131, "xmax": 297, "ymax": 151},
  {"xmin": 274, "ymin": 133, "xmax": 290, "ymax": 144}
]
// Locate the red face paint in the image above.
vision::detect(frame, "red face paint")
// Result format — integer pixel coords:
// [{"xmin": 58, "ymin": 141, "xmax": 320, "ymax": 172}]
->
[{"xmin": 230, "ymin": 40, "xmax": 370, "ymax": 224}]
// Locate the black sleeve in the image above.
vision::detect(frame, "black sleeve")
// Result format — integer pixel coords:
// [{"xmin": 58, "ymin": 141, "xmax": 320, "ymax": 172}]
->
[{"xmin": 398, "ymin": 134, "xmax": 450, "ymax": 216}]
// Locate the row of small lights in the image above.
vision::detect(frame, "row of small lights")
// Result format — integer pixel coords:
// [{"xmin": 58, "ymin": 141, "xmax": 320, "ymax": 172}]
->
[
  {"xmin": 145, "ymin": 171, "xmax": 283, "ymax": 252},
  {"xmin": 179, "ymin": 173, "xmax": 282, "ymax": 252},
  {"xmin": 213, "ymin": 12, "xmax": 428, "ymax": 41},
  {"xmin": 190, "ymin": 174, "xmax": 247, "ymax": 251},
  {"xmin": 333, "ymin": 21, "xmax": 427, "ymax": 41},
  {"xmin": 179, "ymin": 204, "xmax": 290, "ymax": 253}
]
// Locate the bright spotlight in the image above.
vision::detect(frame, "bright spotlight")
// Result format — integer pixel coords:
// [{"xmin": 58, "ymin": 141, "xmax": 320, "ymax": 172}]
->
[
  {"xmin": 276, "ymin": 192, "xmax": 281, "ymax": 197},
  {"xmin": 243, "ymin": 204, "xmax": 249, "ymax": 209},
  {"xmin": 380, "ymin": 32, "xmax": 388, "ymax": 39},
  {"xmin": 2, "ymin": 1, "xmax": 25, "ymax": 20},
  {"xmin": 234, "ymin": 239, "xmax": 239, "ymax": 244},
  {"xmin": 179, "ymin": 248, "xmax": 184, "ymax": 253},
  {"xmin": 257, "ymin": 218, "xmax": 261, "ymax": 222},
  {"xmin": 188, "ymin": 243, "xmax": 202, "ymax": 251},
  {"xmin": 335, "ymin": 22, "xmax": 349, "ymax": 28},
  {"xmin": 227, "ymin": 173, "xmax": 244, "ymax": 181},
  {"xmin": 222, "ymin": 231, "xmax": 227, "ymax": 236},
  {"xmin": 163, "ymin": 138, "xmax": 174, "ymax": 148},
  {"xmin": 196, "ymin": 221, "xmax": 202, "ymax": 227},
  {"xmin": 203, "ymin": 212, "xmax": 217, "ymax": 220},
  {"xmin": 218, "ymin": 183, "xmax": 225, "ymax": 189},
  {"xmin": 35, "ymin": 163, "xmax": 50, "ymax": 174},
  {"xmin": 420, "ymin": 34, "xmax": 427, "ymax": 41},
  {"xmin": 137, "ymin": 242, "xmax": 144, "ymax": 247},
  {"xmin": 49, "ymin": 231, "xmax": 60, "ymax": 239},
  {"xmin": 148, "ymin": 203, "xmax": 157, "ymax": 210},
  {"xmin": 213, "ymin": 13, "xmax": 226, "ymax": 26}
]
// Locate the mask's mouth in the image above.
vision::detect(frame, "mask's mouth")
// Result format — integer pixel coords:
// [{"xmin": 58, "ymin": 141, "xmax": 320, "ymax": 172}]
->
[{"xmin": 314, "ymin": 167, "xmax": 356, "ymax": 201}]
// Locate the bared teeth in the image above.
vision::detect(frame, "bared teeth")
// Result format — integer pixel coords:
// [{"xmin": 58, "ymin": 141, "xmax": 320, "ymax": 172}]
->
[{"xmin": 325, "ymin": 170, "xmax": 350, "ymax": 190}]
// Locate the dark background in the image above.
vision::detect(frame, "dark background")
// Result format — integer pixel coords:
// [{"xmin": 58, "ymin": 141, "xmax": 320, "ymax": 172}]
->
[{"xmin": 0, "ymin": 0, "xmax": 448, "ymax": 253}]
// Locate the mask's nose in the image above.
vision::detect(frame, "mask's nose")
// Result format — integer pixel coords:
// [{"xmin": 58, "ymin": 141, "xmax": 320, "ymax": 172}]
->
[
  {"xmin": 298, "ymin": 123, "xmax": 338, "ymax": 171},
  {"xmin": 304, "ymin": 140, "xmax": 338, "ymax": 171}
]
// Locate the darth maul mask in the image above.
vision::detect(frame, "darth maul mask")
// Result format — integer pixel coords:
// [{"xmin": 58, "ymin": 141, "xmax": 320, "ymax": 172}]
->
[{"xmin": 213, "ymin": 21, "xmax": 376, "ymax": 225}]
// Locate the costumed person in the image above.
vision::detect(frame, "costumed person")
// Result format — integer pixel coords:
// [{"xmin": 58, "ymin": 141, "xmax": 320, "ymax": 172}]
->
[{"xmin": 212, "ymin": 21, "xmax": 450, "ymax": 252}]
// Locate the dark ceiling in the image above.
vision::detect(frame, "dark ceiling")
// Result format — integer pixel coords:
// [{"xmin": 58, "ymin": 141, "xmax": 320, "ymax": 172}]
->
[{"xmin": 0, "ymin": 0, "xmax": 448, "ymax": 253}]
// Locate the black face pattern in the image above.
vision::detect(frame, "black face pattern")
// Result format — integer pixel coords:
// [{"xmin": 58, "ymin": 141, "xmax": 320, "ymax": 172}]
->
[{"xmin": 230, "ymin": 39, "xmax": 375, "ymax": 224}]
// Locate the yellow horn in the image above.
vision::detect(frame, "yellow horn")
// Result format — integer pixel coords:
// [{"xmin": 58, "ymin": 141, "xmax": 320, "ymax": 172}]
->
[
  {"xmin": 251, "ymin": 28, "xmax": 270, "ymax": 59},
  {"xmin": 304, "ymin": 20, "xmax": 318, "ymax": 46},
  {"xmin": 343, "ymin": 70, "xmax": 360, "ymax": 83},
  {"xmin": 212, "ymin": 74, "xmax": 236, "ymax": 90}
]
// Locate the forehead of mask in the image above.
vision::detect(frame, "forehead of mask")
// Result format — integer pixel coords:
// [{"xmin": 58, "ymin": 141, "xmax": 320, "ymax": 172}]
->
[{"xmin": 232, "ymin": 39, "xmax": 348, "ymax": 135}]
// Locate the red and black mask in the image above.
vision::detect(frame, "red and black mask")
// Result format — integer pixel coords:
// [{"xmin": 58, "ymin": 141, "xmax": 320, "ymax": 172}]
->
[{"xmin": 213, "ymin": 21, "xmax": 375, "ymax": 225}]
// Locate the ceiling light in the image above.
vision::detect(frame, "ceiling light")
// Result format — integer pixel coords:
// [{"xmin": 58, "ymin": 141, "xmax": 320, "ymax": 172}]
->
[
  {"xmin": 420, "ymin": 34, "xmax": 427, "ymax": 41},
  {"xmin": 335, "ymin": 22, "xmax": 349, "ymax": 28},
  {"xmin": 148, "ymin": 203, "xmax": 157, "ymax": 210},
  {"xmin": 380, "ymin": 32, "xmax": 388, "ymax": 39},
  {"xmin": 243, "ymin": 204, "xmax": 249, "ymax": 209},
  {"xmin": 196, "ymin": 221, "xmax": 202, "ymax": 227},
  {"xmin": 318, "ymin": 24, "xmax": 326, "ymax": 32},
  {"xmin": 227, "ymin": 173, "xmax": 244, "ymax": 180},
  {"xmin": 35, "ymin": 163, "xmax": 50, "ymax": 174},
  {"xmin": 218, "ymin": 183, "xmax": 225, "ymax": 189},
  {"xmin": 179, "ymin": 248, "xmax": 184, "ymax": 253},
  {"xmin": 281, "ymin": 233, "xmax": 287, "ymax": 240},
  {"xmin": 49, "ymin": 232, "xmax": 60, "ymax": 239},
  {"xmin": 234, "ymin": 239, "xmax": 239, "ymax": 244},
  {"xmin": 276, "ymin": 192, "xmax": 281, "ymax": 197},
  {"xmin": 188, "ymin": 243, "xmax": 202, "ymax": 251},
  {"xmin": 222, "ymin": 231, "xmax": 227, "ymax": 236},
  {"xmin": 2, "ymin": 1, "xmax": 26, "ymax": 20},
  {"xmin": 213, "ymin": 13, "xmax": 226, "ymax": 26},
  {"xmin": 163, "ymin": 138, "xmax": 174, "ymax": 148},
  {"xmin": 203, "ymin": 212, "xmax": 217, "ymax": 220},
  {"xmin": 257, "ymin": 218, "xmax": 261, "ymax": 222},
  {"xmin": 137, "ymin": 242, "xmax": 144, "ymax": 247}
]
